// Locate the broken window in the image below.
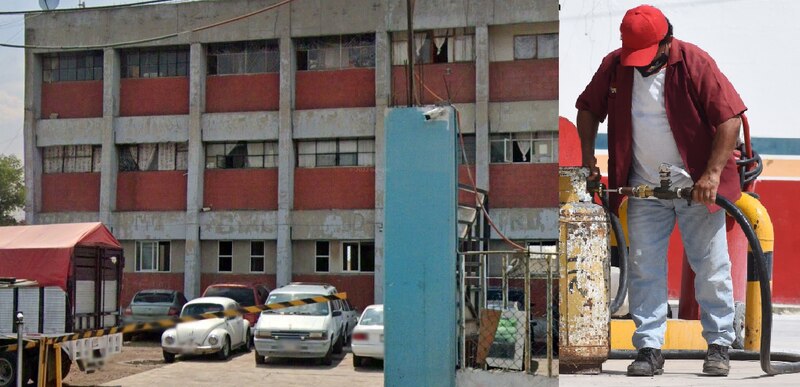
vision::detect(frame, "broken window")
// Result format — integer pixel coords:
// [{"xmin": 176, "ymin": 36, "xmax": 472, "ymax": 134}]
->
[
  {"xmin": 296, "ymin": 138, "xmax": 375, "ymax": 168},
  {"xmin": 42, "ymin": 51, "xmax": 104, "ymax": 83},
  {"xmin": 207, "ymin": 40, "xmax": 279, "ymax": 75},
  {"xmin": 118, "ymin": 142, "xmax": 188, "ymax": 171},
  {"xmin": 121, "ymin": 47, "xmax": 189, "ymax": 78},
  {"xmin": 42, "ymin": 145, "xmax": 102, "ymax": 173},
  {"xmin": 391, "ymin": 28, "xmax": 475, "ymax": 65},
  {"xmin": 204, "ymin": 141, "xmax": 278, "ymax": 169},
  {"xmin": 490, "ymin": 132, "xmax": 558, "ymax": 164},
  {"xmin": 296, "ymin": 33, "xmax": 375, "ymax": 71}
]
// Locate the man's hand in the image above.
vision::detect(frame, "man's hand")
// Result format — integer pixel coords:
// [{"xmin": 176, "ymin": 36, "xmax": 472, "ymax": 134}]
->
[
  {"xmin": 692, "ymin": 172, "xmax": 720, "ymax": 205},
  {"xmin": 583, "ymin": 156, "xmax": 602, "ymax": 183}
]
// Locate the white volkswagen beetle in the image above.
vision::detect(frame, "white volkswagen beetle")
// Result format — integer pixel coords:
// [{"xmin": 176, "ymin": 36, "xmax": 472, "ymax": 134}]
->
[{"xmin": 161, "ymin": 297, "xmax": 251, "ymax": 363}]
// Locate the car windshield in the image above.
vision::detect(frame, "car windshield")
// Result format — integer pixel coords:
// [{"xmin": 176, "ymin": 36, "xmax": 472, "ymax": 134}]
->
[
  {"xmin": 205, "ymin": 287, "xmax": 256, "ymax": 306},
  {"xmin": 182, "ymin": 303, "xmax": 224, "ymax": 317},
  {"xmin": 359, "ymin": 308, "xmax": 384, "ymax": 326},
  {"xmin": 263, "ymin": 293, "xmax": 329, "ymax": 316},
  {"xmin": 133, "ymin": 291, "xmax": 174, "ymax": 303}
]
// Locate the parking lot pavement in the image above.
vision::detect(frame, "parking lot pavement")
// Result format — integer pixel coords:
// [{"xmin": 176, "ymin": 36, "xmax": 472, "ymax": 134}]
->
[{"xmin": 101, "ymin": 349, "xmax": 384, "ymax": 387}]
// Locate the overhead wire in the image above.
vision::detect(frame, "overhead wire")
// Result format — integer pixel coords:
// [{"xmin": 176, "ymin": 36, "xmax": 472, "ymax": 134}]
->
[
  {"xmin": 412, "ymin": 70, "xmax": 527, "ymax": 251},
  {"xmin": 0, "ymin": 0, "xmax": 295, "ymax": 50},
  {"xmin": 0, "ymin": 0, "xmax": 181, "ymax": 15}
]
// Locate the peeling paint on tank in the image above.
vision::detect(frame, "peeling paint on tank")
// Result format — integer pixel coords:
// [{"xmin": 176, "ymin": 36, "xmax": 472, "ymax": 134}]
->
[
  {"xmin": 559, "ymin": 167, "xmax": 593, "ymax": 204},
  {"xmin": 559, "ymin": 201, "xmax": 610, "ymax": 371}
]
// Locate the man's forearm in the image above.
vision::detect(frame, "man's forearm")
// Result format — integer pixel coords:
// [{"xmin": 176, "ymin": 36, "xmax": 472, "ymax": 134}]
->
[
  {"xmin": 705, "ymin": 116, "xmax": 741, "ymax": 177},
  {"xmin": 576, "ymin": 110, "xmax": 601, "ymax": 166}
]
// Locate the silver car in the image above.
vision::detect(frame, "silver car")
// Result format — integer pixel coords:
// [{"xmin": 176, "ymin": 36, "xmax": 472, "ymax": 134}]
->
[{"xmin": 123, "ymin": 289, "xmax": 188, "ymax": 325}]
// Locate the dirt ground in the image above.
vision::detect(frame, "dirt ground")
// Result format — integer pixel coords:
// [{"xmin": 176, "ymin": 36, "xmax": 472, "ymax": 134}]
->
[{"xmin": 63, "ymin": 334, "xmax": 165, "ymax": 387}]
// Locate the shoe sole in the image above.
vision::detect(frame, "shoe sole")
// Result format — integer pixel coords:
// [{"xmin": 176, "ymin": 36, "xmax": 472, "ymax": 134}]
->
[
  {"xmin": 626, "ymin": 368, "xmax": 664, "ymax": 377},
  {"xmin": 702, "ymin": 366, "xmax": 729, "ymax": 376}
]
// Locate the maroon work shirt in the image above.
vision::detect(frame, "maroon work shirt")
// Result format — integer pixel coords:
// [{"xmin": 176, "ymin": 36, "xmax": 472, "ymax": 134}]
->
[{"xmin": 576, "ymin": 38, "xmax": 747, "ymax": 213}]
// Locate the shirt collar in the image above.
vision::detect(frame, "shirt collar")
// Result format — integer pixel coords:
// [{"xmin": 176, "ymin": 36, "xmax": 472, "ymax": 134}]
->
[{"xmin": 667, "ymin": 38, "xmax": 683, "ymax": 65}]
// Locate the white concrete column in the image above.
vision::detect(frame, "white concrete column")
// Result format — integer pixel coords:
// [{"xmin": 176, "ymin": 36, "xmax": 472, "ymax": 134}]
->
[
  {"xmin": 99, "ymin": 48, "xmax": 120, "ymax": 228},
  {"xmin": 23, "ymin": 51, "xmax": 42, "ymax": 225},
  {"xmin": 475, "ymin": 25, "xmax": 490, "ymax": 191},
  {"xmin": 276, "ymin": 34, "xmax": 295, "ymax": 288},
  {"xmin": 184, "ymin": 43, "xmax": 206, "ymax": 298},
  {"xmin": 373, "ymin": 30, "xmax": 391, "ymax": 303}
]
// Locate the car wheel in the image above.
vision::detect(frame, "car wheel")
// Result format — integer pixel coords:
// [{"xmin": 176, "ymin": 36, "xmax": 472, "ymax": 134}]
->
[
  {"xmin": 333, "ymin": 332, "xmax": 344, "ymax": 354},
  {"xmin": 353, "ymin": 354, "xmax": 363, "ymax": 369},
  {"xmin": 244, "ymin": 331, "xmax": 253, "ymax": 353},
  {"xmin": 255, "ymin": 352, "xmax": 266, "ymax": 365},
  {"xmin": 163, "ymin": 351, "xmax": 176, "ymax": 364},
  {"xmin": 216, "ymin": 336, "xmax": 231, "ymax": 361},
  {"xmin": 0, "ymin": 353, "xmax": 17, "ymax": 387},
  {"xmin": 320, "ymin": 341, "xmax": 333, "ymax": 366}
]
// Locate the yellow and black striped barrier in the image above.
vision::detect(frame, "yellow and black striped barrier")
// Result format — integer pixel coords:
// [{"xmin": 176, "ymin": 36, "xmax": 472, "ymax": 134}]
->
[{"xmin": 0, "ymin": 292, "xmax": 347, "ymax": 353}]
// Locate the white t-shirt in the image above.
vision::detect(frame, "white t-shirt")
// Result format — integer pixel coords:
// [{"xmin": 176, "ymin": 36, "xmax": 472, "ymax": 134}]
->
[{"xmin": 630, "ymin": 68, "xmax": 693, "ymax": 188}]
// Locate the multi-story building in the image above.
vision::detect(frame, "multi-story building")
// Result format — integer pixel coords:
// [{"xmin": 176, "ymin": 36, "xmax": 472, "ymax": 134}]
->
[{"xmin": 23, "ymin": 0, "xmax": 559, "ymax": 309}]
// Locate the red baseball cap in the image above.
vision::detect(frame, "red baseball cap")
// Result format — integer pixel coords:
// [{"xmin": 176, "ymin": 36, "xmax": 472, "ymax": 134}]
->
[{"xmin": 619, "ymin": 5, "xmax": 669, "ymax": 67}]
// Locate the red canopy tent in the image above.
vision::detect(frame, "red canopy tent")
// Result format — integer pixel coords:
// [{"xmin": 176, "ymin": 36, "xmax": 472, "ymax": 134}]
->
[{"xmin": 0, "ymin": 222, "xmax": 121, "ymax": 291}]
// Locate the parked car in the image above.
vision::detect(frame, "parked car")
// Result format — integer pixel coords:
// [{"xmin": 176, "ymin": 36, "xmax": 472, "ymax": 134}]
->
[
  {"xmin": 123, "ymin": 289, "xmax": 188, "ymax": 326},
  {"xmin": 341, "ymin": 299, "xmax": 359, "ymax": 343},
  {"xmin": 253, "ymin": 283, "xmax": 346, "ymax": 365},
  {"xmin": 202, "ymin": 284, "xmax": 270, "ymax": 329},
  {"xmin": 161, "ymin": 297, "xmax": 251, "ymax": 363},
  {"xmin": 351, "ymin": 304, "xmax": 384, "ymax": 368}
]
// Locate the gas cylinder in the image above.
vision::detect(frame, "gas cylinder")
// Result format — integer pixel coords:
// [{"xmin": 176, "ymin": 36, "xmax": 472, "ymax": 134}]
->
[{"xmin": 558, "ymin": 167, "xmax": 610, "ymax": 374}]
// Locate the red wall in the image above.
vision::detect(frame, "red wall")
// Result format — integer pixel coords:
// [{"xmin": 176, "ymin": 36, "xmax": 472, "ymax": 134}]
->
[
  {"xmin": 206, "ymin": 74, "xmax": 280, "ymax": 113},
  {"xmin": 391, "ymin": 63, "xmax": 476, "ymax": 106},
  {"xmin": 204, "ymin": 169, "xmax": 279, "ymax": 210},
  {"xmin": 41, "ymin": 173, "xmax": 100, "ymax": 212},
  {"xmin": 292, "ymin": 274, "xmax": 374, "ymax": 311},
  {"xmin": 489, "ymin": 59, "xmax": 558, "ymax": 102},
  {"xmin": 120, "ymin": 77, "xmax": 189, "ymax": 116},
  {"xmin": 664, "ymin": 180, "xmax": 800, "ymax": 304},
  {"xmin": 121, "ymin": 272, "xmax": 184, "ymax": 307},
  {"xmin": 41, "ymin": 81, "xmax": 103, "ymax": 119},
  {"xmin": 295, "ymin": 68, "xmax": 375, "ymax": 110},
  {"xmin": 489, "ymin": 163, "xmax": 559, "ymax": 208},
  {"xmin": 294, "ymin": 167, "xmax": 375, "ymax": 210},
  {"xmin": 200, "ymin": 274, "xmax": 277, "ymax": 295},
  {"xmin": 116, "ymin": 171, "xmax": 187, "ymax": 211}
]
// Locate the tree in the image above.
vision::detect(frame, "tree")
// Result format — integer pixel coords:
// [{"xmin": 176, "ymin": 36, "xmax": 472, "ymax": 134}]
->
[{"xmin": 0, "ymin": 154, "xmax": 25, "ymax": 226}]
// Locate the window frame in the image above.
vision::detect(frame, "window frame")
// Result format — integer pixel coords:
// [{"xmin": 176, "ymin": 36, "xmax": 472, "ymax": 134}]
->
[
  {"xmin": 205, "ymin": 141, "xmax": 278, "ymax": 170},
  {"xmin": 218, "ymin": 240, "xmax": 233, "ymax": 273},
  {"xmin": 249, "ymin": 240, "xmax": 265, "ymax": 273},
  {"xmin": 135, "ymin": 240, "xmax": 171, "ymax": 273},
  {"xmin": 296, "ymin": 138, "xmax": 375, "ymax": 168},
  {"xmin": 296, "ymin": 33, "xmax": 376, "ymax": 71},
  {"xmin": 207, "ymin": 40, "xmax": 280, "ymax": 75},
  {"xmin": 42, "ymin": 51, "xmax": 104, "ymax": 83},
  {"xmin": 341, "ymin": 241, "xmax": 375, "ymax": 273},
  {"xmin": 42, "ymin": 145, "xmax": 102, "ymax": 174},
  {"xmin": 513, "ymin": 33, "xmax": 559, "ymax": 60},
  {"xmin": 489, "ymin": 132, "xmax": 558, "ymax": 164},
  {"xmin": 118, "ymin": 142, "xmax": 188, "ymax": 172},
  {"xmin": 315, "ymin": 241, "xmax": 330, "ymax": 273},
  {"xmin": 121, "ymin": 47, "xmax": 189, "ymax": 79},
  {"xmin": 391, "ymin": 28, "xmax": 475, "ymax": 65}
]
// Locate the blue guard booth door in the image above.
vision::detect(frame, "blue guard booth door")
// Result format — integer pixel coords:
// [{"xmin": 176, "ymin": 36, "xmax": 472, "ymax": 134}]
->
[{"xmin": 384, "ymin": 106, "xmax": 457, "ymax": 387}]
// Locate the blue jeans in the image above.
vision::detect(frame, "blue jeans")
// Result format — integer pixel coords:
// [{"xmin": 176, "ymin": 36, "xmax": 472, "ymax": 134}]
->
[{"xmin": 626, "ymin": 192, "xmax": 735, "ymax": 349}]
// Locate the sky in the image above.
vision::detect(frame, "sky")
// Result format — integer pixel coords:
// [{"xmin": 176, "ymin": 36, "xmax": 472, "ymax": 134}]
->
[{"xmin": 560, "ymin": 0, "xmax": 800, "ymax": 141}]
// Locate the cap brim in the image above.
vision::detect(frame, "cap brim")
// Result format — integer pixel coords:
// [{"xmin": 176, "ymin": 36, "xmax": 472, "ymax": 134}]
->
[{"xmin": 620, "ymin": 44, "xmax": 659, "ymax": 67}]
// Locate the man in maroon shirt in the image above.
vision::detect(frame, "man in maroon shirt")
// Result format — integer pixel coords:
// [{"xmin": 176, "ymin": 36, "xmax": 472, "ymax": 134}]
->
[{"xmin": 576, "ymin": 5, "xmax": 746, "ymax": 377}]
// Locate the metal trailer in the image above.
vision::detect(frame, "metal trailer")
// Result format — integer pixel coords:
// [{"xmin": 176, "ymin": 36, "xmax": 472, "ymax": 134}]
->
[{"xmin": 0, "ymin": 223, "xmax": 125, "ymax": 386}]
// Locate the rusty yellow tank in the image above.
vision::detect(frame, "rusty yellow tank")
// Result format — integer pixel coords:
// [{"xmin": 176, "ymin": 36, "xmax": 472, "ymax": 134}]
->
[{"xmin": 558, "ymin": 167, "xmax": 610, "ymax": 374}]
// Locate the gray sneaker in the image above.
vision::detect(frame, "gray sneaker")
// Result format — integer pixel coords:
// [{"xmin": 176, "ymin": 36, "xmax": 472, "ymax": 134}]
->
[
  {"xmin": 703, "ymin": 344, "xmax": 730, "ymax": 376},
  {"xmin": 627, "ymin": 347, "xmax": 665, "ymax": 376}
]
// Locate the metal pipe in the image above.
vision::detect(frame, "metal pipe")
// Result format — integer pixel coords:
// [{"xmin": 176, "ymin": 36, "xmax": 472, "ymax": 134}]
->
[
  {"xmin": 15, "ymin": 311, "xmax": 22, "ymax": 387},
  {"xmin": 405, "ymin": 0, "xmax": 414, "ymax": 107}
]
